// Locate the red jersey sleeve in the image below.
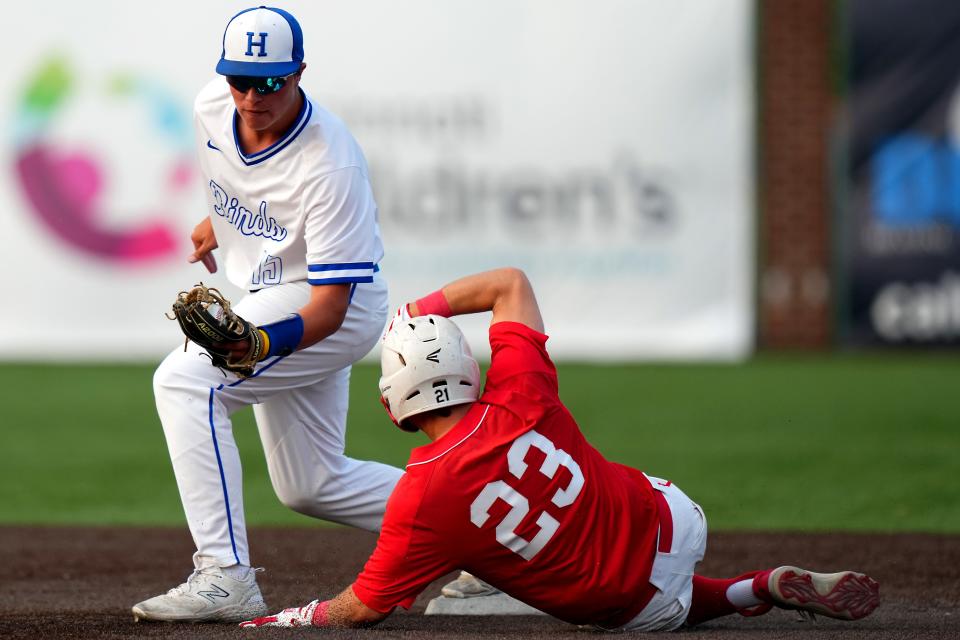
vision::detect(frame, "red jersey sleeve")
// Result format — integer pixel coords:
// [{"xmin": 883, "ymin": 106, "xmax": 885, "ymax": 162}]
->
[
  {"xmin": 351, "ymin": 472, "xmax": 456, "ymax": 613},
  {"xmin": 484, "ymin": 321, "xmax": 558, "ymax": 395}
]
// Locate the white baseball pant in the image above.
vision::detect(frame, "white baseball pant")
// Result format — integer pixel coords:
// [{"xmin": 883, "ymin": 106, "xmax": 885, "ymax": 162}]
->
[
  {"xmin": 153, "ymin": 273, "xmax": 403, "ymax": 569},
  {"xmin": 616, "ymin": 476, "xmax": 707, "ymax": 632}
]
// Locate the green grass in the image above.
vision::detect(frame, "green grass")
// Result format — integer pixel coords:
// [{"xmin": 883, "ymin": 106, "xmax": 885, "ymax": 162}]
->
[{"xmin": 1, "ymin": 355, "xmax": 957, "ymax": 531}]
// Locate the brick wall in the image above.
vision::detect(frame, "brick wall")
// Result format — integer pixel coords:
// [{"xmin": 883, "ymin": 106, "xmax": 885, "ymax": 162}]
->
[{"xmin": 757, "ymin": 0, "xmax": 834, "ymax": 348}]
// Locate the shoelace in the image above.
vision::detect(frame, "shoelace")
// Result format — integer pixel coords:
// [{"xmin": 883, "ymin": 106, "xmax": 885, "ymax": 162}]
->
[
  {"xmin": 166, "ymin": 566, "xmax": 264, "ymax": 596},
  {"xmin": 167, "ymin": 567, "xmax": 222, "ymax": 596}
]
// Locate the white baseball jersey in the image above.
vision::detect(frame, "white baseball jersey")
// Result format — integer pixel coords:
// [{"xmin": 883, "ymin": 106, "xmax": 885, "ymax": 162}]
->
[
  {"xmin": 193, "ymin": 78, "xmax": 383, "ymax": 290},
  {"xmin": 153, "ymin": 78, "xmax": 402, "ymax": 571}
]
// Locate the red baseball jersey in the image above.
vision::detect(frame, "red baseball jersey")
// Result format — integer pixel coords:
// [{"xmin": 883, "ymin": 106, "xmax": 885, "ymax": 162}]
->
[{"xmin": 352, "ymin": 321, "xmax": 659, "ymax": 626}]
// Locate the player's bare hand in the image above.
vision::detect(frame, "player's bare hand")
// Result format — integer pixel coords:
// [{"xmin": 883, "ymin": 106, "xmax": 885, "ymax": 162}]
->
[{"xmin": 188, "ymin": 217, "xmax": 219, "ymax": 273}]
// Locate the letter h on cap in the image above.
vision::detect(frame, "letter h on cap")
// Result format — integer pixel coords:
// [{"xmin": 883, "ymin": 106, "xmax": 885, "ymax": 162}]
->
[{"xmin": 246, "ymin": 32, "xmax": 268, "ymax": 57}]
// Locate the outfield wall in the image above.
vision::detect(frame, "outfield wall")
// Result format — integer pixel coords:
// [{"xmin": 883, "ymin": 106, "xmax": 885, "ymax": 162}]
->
[
  {"xmin": 1, "ymin": 1, "xmax": 755, "ymax": 361},
  {"xmin": 838, "ymin": 0, "xmax": 960, "ymax": 347}
]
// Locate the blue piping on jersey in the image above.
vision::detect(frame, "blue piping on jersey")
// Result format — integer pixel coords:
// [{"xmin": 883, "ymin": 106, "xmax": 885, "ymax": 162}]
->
[
  {"xmin": 248, "ymin": 265, "xmax": 379, "ymax": 292},
  {"xmin": 306, "ymin": 263, "xmax": 379, "ymax": 286},
  {"xmin": 233, "ymin": 89, "xmax": 312, "ymax": 166},
  {"xmin": 207, "ymin": 387, "xmax": 241, "ymax": 566},
  {"xmin": 308, "ymin": 261, "xmax": 375, "ymax": 272},
  {"xmin": 307, "ymin": 275, "xmax": 374, "ymax": 285}
]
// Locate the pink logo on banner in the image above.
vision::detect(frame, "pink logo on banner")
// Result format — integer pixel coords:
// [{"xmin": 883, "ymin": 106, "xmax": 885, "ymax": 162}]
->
[{"xmin": 13, "ymin": 57, "xmax": 192, "ymax": 263}]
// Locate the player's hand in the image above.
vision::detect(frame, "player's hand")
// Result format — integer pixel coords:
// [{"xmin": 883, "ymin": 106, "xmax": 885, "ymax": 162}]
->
[
  {"xmin": 381, "ymin": 304, "xmax": 411, "ymax": 342},
  {"xmin": 212, "ymin": 337, "xmax": 255, "ymax": 364},
  {"xmin": 188, "ymin": 217, "xmax": 219, "ymax": 273},
  {"xmin": 239, "ymin": 599, "xmax": 320, "ymax": 628}
]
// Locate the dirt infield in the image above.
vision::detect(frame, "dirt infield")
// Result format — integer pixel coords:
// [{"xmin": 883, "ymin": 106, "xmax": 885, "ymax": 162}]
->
[{"xmin": 0, "ymin": 527, "xmax": 956, "ymax": 639}]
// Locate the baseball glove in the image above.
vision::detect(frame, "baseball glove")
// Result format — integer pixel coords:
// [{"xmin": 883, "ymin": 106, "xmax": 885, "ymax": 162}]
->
[{"xmin": 168, "ymin": 283, "xmax": 265, "ymax": 378}]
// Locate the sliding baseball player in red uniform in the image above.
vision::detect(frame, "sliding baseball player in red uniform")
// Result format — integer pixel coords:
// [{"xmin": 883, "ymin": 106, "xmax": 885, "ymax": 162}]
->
[{"xmin": 240, "ymin": 268, "xmax": 880, "ymax": 631}]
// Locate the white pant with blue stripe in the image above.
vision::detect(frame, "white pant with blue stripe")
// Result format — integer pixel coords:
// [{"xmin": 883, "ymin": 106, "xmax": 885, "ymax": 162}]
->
[{"xmin": 153, "ymin": 274, "xmax": 403, "ymax": 569}]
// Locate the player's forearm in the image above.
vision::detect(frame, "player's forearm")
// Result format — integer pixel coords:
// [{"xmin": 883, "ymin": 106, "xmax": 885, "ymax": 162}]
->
[
  {"xmin": 255, "ymin": 283, "xmax": 350, "ymax": 360},
  {"xmin": 323, "ymin": 585, "xmax": 388, "ymax": 628},
  {"xmin": 409, "ymin": 267, "xmax": 544, "ymax": 332},
  {"xmin": 296, "ymin": 283, "xmax": 351, "ymax": 348},
  {"xmin": 409, "ymin": 267, "xmax": 524, "ymax": 316}
]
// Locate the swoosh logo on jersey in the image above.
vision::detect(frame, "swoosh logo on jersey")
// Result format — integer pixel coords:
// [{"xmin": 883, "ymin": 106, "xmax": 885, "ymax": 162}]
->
[{"xmin": 207, "ymin": 140, "xmax": 221, "ymax": 152}]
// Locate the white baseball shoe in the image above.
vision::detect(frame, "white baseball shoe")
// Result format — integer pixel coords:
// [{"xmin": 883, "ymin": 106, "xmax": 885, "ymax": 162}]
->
[
  {"xmin": 132, "ymin": 566, "xmax": 268, "ymax": 623},
  {"xmin": 440, "ymin": 572, "xmax": 501, "ymax": 599},
  {"xmin": 763, "ymin": 566, "xmax": 880, "ymax": 620}
]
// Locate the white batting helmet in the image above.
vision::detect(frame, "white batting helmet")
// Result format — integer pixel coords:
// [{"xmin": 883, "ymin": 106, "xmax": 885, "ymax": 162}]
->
[{"xmin": 379, "ymin": 315, "xmax": 481, "ymax": 431}]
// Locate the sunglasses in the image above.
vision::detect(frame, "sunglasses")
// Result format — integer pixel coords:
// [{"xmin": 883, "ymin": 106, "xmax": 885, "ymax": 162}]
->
[{"xmin": 226, "ymin": 72, "xmax": 295, "ymax": 95}]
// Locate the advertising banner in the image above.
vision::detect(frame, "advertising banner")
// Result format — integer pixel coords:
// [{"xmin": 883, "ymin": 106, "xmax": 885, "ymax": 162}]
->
[
  {"xmin": 840, "ymin": 0, "xmax": 960, "ymax": 346},
  {"xmin": 1, "ymin": 0, "xmax": 754, "ymax": 360}
]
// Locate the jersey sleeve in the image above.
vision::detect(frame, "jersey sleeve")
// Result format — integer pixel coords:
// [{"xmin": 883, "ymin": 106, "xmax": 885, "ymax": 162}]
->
[
  {"xmin": 192, "ymin": 79, "xmax": 226, "ymax": 179},
  {"xmin": 484, "ymin": 321, "xmax": 559, "ymax": 395},
  {"xmin": 302, "ymin": 166, "xmax": 382, "ymax": 285},
  {"xmin": 350, "ymin": 475, "xmax": 455, "ymax": 613}
]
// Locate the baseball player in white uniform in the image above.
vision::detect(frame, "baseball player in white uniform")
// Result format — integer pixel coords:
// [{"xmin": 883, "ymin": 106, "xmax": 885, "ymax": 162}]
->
[{"xmin": 132, "ymin": 7, "xmax": 403, "ymax": 623}]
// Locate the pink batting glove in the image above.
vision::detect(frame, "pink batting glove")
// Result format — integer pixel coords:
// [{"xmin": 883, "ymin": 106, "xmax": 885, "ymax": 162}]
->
[{"xmin": 239, "ymin": 599, "xmax": 319, "ymax": 628}]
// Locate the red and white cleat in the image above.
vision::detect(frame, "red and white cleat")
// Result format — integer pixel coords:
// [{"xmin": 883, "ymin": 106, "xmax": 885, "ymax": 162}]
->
[{"xmin": 762, "ymin": 566, "xmax": 880, "ymax": 620}]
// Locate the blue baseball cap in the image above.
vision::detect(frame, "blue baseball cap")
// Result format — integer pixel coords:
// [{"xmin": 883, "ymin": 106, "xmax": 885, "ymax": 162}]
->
[{"xmin": 216, "ymin": 6, "xmax": 304, "ymax": 77}]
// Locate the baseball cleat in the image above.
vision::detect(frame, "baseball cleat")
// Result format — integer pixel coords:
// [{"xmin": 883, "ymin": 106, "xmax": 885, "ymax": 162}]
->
[
  {"xmin": 761, "ymin": 566, "xmax": 880, "ymax": 620},
  {"xmin": 132, "ymin": 566, "xmax": 267, "ymax": 623},
  {"xmin": 440, "ymin": 572, "xmax": 501, "ymax": 599}
]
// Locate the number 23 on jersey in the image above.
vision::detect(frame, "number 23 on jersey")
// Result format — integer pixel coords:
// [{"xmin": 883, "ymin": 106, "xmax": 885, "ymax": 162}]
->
[{"xmin": 469, "ymin": 430, "xmax": 584, "ymax": 561}]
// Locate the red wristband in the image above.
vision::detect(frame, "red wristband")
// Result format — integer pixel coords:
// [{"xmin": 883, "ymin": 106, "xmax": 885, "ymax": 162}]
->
[
  {"xmin": 312, "ymin": 600, "xmax": 331, "ymax": 627},
  {"xmin": 415, "ymin": 290, "xmax": 452, "ymax": 317}
]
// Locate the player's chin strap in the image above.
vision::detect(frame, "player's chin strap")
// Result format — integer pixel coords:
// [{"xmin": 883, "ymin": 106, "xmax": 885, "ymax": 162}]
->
[
  {"xmin": 380, "ymin": 395, "xmax": 419, "ymax": 433},
  {"xmin": 379, "ymin": 395, "xmax": 399, "ymax": 427}
]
